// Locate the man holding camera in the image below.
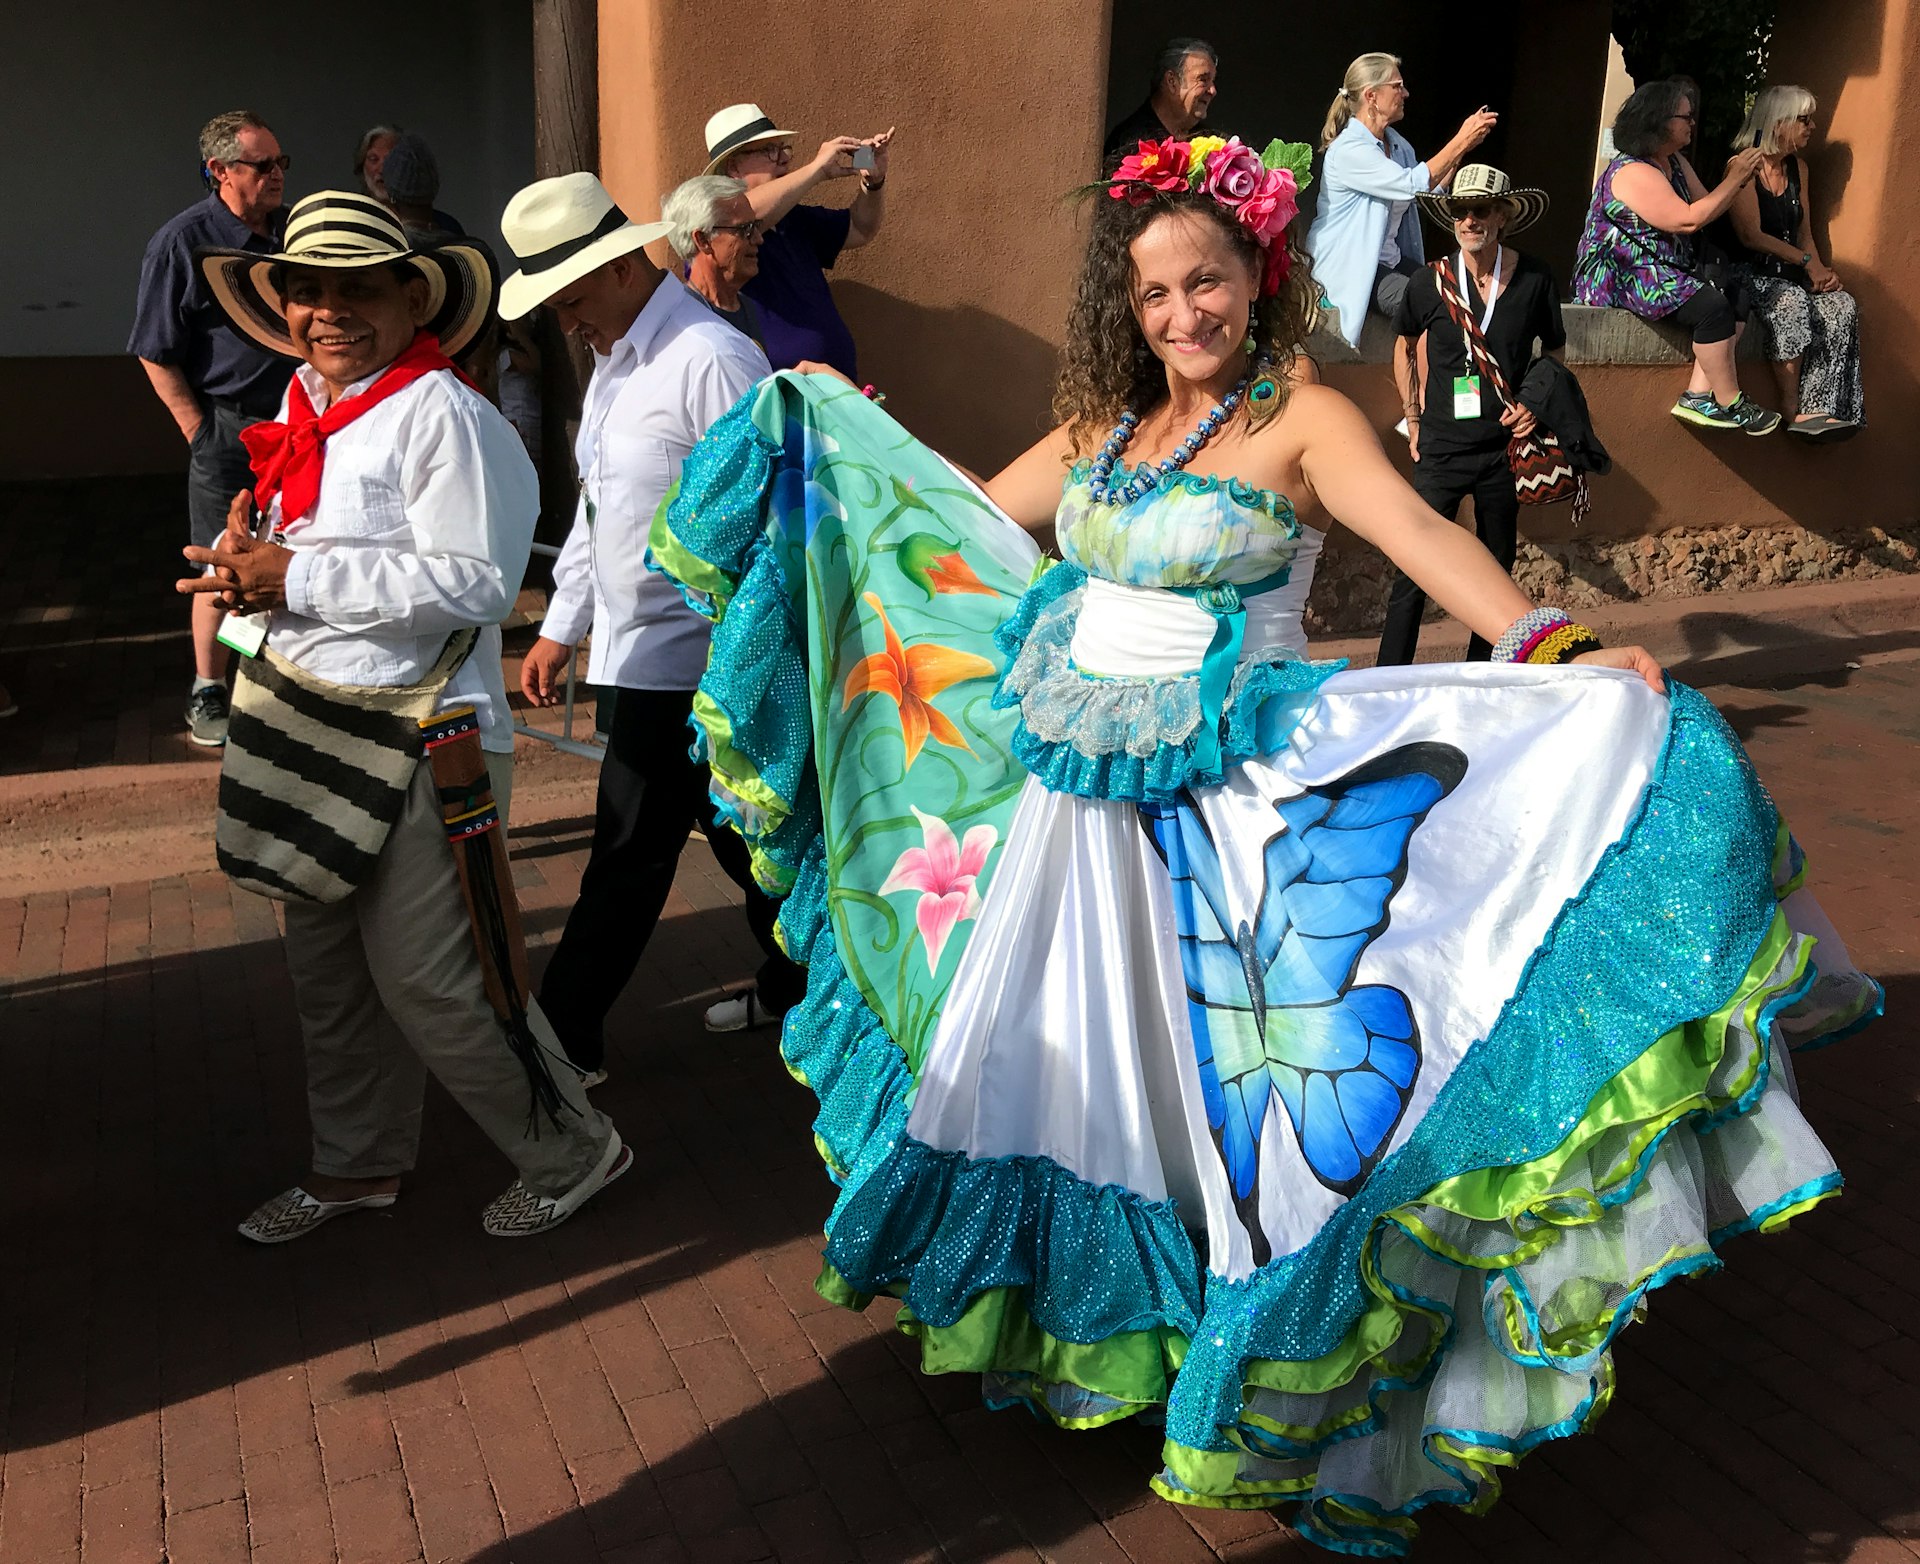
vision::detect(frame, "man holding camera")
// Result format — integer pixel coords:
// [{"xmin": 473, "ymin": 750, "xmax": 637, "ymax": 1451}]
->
[{"xmin": 701, "ymin": 103, "xmax": 894, "ymax": 380}]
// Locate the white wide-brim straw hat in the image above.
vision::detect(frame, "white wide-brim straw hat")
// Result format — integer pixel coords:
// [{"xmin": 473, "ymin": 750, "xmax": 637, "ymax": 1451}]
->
[
  {"xmin": 197, "ymin": 190, "xmax": 497, "ymax": 359},
  {"xmin": 497, "ymin": 172, "xmax": 671, "ymax": 321},
  {"xmin": 1417, "ymin": 164, "xmax": 1550, "ymax": 236},
  {"xmin": 702, "ymin": 102, "xmax": 797, "ymax": 176}
]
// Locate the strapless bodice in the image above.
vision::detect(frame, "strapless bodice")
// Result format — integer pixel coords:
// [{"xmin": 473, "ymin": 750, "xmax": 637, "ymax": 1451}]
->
[{"xmin": 1055, "ymin": 460, "xmax": 1307, "ymax": 590}]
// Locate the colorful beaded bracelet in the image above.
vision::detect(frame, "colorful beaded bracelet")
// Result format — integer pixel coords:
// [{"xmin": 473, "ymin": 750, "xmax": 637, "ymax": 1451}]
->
[{"xmin": 1491, "ymin": 607, "xmax": 1604, "ymax": 666}]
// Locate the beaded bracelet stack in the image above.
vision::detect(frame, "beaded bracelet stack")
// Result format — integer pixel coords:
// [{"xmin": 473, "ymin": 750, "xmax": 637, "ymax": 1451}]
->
[{"xmin": 1491, "ymin": 607, "xmax": 1604, "ymax": 665}]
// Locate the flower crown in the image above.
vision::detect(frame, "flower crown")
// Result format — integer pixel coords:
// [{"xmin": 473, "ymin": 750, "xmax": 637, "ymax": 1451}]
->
[{"xmin": 1105, "ymin": 136, "xmax": 1314, "ymax": 297}]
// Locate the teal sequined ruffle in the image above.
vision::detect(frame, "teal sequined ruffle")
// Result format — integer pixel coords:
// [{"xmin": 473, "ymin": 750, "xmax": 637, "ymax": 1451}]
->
[
  {"xmin": 823, "ymin": 1134, "xmax": 1206, "ymax": 1343},
  {"xmin": 990, "ymin": 563, "xmax": 1344, "ymax": 803}
]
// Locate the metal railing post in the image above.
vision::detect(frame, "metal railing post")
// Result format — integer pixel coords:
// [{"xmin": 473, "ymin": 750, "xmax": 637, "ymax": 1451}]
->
[{"xmin": 512, "ymin": 540, "xmax": 605, "ymax": 762}]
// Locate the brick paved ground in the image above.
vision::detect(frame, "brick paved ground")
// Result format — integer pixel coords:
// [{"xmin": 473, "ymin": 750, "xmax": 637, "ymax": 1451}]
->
[{"xmin": 2, "ymin": 482, "xmax": 1917, "ymax": 1562}]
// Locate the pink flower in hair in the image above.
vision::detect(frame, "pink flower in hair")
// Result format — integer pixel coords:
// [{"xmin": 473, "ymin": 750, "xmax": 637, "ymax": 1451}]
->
[
  {"xmin": 1235, "ymin": 168, "xmax": 1299, "ymax": 245},
  {"xmin": 1200, "ymin": 138, "xmax": 1265, "ymax": 203}
]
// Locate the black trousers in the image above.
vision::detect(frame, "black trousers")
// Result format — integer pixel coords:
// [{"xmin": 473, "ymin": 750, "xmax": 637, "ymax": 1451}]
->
[
  {"xmin": 1376, "ymin": 444, "xmax": 1520, "ymax": 666},
  {"xmin": 537, "ymin": 687, "xmax": 807, "ymax": 1071}
]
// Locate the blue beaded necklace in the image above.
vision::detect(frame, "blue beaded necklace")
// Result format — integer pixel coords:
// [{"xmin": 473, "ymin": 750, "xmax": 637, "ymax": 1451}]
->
[{"xmin": 1086, "ymin": 370, "xmax": 1253, "ymax": 506}]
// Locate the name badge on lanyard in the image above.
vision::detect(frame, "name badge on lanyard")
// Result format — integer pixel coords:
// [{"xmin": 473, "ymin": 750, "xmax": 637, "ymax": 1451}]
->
[{"xmin": 1453, "ymin": 249, "xmax": 1501, "ymax": 422}]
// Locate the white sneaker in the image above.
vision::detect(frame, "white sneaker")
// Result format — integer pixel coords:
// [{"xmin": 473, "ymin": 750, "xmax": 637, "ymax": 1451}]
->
[
  {"xmin": 481, "ymin": 1129, "xmax": 631, "ymax": 1238},
  {"xmin": 704, "ymin": 990, "xmax": 781, "ymax": 1033},
  {"xmin": 579, "ymin": 1067, "xmax": 609, "ymax": 1090}
]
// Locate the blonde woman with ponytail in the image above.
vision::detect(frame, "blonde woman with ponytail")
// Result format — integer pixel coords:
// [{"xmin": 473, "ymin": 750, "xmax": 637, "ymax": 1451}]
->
[{"xmin": 1305, "ymin": 52, "xmax": 1499, "ymax": 347}]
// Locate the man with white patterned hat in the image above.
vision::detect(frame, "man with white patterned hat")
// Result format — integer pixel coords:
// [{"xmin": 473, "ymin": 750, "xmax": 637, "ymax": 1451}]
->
[{"xmin": 501, "ymin": 172, "xmax": 803, "ymax": 1081}]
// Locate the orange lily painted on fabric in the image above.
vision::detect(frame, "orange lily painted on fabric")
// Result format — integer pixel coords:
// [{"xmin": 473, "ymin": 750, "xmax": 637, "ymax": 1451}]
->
[{"xmin": 841, "ymin": 593, "xmax": 996, "ymax": 769}]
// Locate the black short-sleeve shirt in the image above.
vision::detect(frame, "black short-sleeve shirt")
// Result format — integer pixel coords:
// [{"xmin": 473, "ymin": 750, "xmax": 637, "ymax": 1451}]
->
[
  {"xmin": 1393, "ymin": 250, "xmax": 1566, "ymax": 456},
  {"xmin": 128, "ymin": 193, "xmax": 290, "ymax": 415}
]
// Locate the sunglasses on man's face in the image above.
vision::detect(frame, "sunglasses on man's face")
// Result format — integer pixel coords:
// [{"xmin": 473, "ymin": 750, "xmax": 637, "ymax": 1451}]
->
[{"xmin": 226, "ymin": 155, "xmax": 291, "ymax": 175}]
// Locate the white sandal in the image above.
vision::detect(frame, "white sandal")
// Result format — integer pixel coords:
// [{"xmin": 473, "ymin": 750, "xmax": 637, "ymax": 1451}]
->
[
  {"xmin": 237, "ymin": 1185, "xmax": 397, "ymax": 1245},
  {"xmin": 481, "ymin": 1129, "xmax": 631, "ymax": 1238}
]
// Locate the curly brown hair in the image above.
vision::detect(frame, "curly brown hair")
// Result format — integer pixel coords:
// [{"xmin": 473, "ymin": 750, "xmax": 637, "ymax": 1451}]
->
[{"xmin": 1053, "ymin": 189, "xmax": 1316, "ymax": 454}]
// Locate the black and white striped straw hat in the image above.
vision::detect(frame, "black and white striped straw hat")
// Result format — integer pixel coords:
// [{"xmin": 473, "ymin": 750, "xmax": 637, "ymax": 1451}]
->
[
  {"xmin": 1416, "ymin": 164, "xmax": 1550, "ymax": 236},
  {"xmin": 196, "ymin": 190, "xmax": 498, "ymax": 359}
]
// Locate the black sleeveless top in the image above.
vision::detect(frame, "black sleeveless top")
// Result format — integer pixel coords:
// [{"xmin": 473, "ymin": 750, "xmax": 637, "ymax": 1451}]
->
[{"xmin": 1745, "ymin": 156, "xmax": 1808, "ymax": 283}]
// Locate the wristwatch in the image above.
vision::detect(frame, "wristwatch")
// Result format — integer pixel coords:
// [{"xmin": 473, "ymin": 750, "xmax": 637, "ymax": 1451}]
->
[{"xmin": 1799, "ymin": 250, "xmax": 1812, "ymax": 267}]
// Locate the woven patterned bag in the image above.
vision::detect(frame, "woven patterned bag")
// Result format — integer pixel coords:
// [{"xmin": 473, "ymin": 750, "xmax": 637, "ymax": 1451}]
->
[{"xmin": 215, "ymin": 630, "xmax": 475, "ymax": 902}]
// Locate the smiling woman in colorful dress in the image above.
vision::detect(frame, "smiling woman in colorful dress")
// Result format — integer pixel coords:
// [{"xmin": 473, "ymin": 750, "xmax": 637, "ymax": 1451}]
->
[{"xmin": 648, "ymin": 130, "xmax": 1878, "ymax": 1552}]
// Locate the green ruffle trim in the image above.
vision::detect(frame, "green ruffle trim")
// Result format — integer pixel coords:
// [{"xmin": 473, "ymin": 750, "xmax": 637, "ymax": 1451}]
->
[{"xmin": 818, "ymin": 1264, "xmax": 1187, "ymax": 1430}]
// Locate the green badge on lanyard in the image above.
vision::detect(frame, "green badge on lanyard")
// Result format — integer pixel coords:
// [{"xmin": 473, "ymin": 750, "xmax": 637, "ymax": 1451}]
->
[{"xmin": 1452, "ymin": 375, "xmax": 1482, "ymax": 420}]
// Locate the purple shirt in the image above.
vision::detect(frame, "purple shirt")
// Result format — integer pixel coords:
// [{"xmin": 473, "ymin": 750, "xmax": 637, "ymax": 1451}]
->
[{"xmin": 741, "ymin": 204, "xmax": 858, "ymax": 378}]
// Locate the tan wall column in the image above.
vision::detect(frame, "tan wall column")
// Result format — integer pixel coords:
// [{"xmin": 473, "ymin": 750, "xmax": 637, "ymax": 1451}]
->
[{"xmin": 598, "ymin": 0, "xmax": 1112, "ymax": 473}]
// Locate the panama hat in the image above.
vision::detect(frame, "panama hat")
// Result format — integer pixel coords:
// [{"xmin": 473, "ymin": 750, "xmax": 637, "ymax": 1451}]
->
[
  {"xmin": 197, "ymin": 190, "xmax": 497, "ymax": 359},
  {"xmin": 497, "ymin": 173, "xmax": 671, "ymax": 321},
  {"xmin": 702, "ymin": 102, "xmax": 797, "ymax": 176},
  {"xmin": 1417, "ymin": 164, "xmax": 1550, "ymax": 236}
]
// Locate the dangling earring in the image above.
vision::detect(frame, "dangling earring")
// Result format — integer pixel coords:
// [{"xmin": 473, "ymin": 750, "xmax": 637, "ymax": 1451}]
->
[{"xmin": 1242, "ymin": 304, "xmax": 1258, "ymax": 357}]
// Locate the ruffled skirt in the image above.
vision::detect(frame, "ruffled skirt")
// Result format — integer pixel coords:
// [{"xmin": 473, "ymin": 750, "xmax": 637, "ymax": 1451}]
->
[{"xmin": 647, "ymin": 372, "xmax": 1880, "ymax": 1555}]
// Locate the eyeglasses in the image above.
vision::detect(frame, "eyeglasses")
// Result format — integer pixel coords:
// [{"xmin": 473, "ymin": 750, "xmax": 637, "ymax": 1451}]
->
[
  {"xmin": 1795, "ymin": 113, "xmax": 1817, "ymax": 125},
  {"xmin": 1670, "ymin": 112, "xmax": 1697, "ymax": 124},
  {"xmin": 740, "ymin": 143, "xmax": 792, "ymax": 166},
  {"xmin": 709, "ymin": 220, "xmax": 763, "ymax": 240},
  {"xmin": 225, "ymin": 154, "xmax": 291, "ymax": 174}
]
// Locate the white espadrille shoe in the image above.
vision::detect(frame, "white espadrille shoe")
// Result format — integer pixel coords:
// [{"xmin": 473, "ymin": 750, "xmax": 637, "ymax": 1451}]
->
[
  {"xmin": 481, "ymin": 1130, "xmax": 631, "ymax": 1238},
  {"xmin": 237, "ymin": 1186, "xmax": 397, "ymax": 1245}
]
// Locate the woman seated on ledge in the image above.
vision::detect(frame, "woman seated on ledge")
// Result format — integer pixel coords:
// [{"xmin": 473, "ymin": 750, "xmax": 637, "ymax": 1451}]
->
[
  {"xmin": 1726, "ymin": 85, "xmax": 1864, "ymax": 441},
  {"xmin": 1574, "ymin": 78, "xmax": 1780, "ymax": 435},
  {"xmin": 1305, "ymin": 51, "xmax": 1497, "ymax": 348}
]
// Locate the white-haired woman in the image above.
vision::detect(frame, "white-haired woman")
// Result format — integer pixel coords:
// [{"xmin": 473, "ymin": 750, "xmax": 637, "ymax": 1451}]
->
[
  {"xmin": 663, "ymin": 173, "xmax": 768, "ymax": 350},
  {"xmin": 1305, "ymin": 52, "xmax": 1498, "ymax": 347},
  {"xmin": 1726, "ymin": 86, "xmax": 1863, "ymax": 439}
]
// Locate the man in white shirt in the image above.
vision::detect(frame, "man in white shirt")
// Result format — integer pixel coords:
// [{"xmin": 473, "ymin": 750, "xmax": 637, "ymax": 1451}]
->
[
  {"xmin": 182, "ymin": 191, "xmax": 626, "ymax": 1243},
  {"xmin": 501, "ymin": 173, "xmax": 805, "ymax": 1081}
]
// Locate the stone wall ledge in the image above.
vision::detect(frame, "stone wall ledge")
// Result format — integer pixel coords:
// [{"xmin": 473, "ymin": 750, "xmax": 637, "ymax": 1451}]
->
[{"xmin": 1311, "ymin": 302, "xmax": 1756, "ymax": 367}]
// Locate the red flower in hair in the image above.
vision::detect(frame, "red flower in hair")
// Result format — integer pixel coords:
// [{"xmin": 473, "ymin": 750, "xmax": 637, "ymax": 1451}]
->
[
  {"xmin": 1261, "ymin": 243, "xmax": 1291, "ymax": 299},
  {"xmin": 1109, "ymin": 138, "xmax": 1194, "ymax": 203}
]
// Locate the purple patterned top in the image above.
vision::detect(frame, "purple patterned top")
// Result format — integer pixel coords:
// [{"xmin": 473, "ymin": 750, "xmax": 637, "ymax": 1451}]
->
[{"xmin": 1573, "ymin": 155, "xmax": 1701, "ymax": 319}]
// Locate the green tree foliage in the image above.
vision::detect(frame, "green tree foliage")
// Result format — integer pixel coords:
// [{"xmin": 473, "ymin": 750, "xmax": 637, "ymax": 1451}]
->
[{"xmin": 1612, "ymin": 0, "xmax": 1776, "ymax": 160}]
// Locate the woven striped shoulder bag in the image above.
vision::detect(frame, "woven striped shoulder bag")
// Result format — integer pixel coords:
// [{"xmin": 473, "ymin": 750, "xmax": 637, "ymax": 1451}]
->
[
  {"xmin": 215, "ymin": 630, "xmax": 476, "ymax": 902},
  {"xmin": 1430, "ymin": 258, "xmax": 1588, "ymax": 522}
]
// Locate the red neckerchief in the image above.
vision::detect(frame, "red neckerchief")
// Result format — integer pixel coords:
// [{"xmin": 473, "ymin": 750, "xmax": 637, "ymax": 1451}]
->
[{"xmin": 243, "ymin": 331, "xmax": 478, "ymax": 525}]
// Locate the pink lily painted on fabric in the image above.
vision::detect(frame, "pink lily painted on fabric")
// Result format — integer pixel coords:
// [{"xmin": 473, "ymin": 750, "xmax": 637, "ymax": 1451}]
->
[{"xmin": 877, "ymin": 807, "xmax": 998, "ymax": 974}]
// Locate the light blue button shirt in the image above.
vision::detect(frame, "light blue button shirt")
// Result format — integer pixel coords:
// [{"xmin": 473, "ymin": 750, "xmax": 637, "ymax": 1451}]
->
[{"xmin": 1304, "ymin": 119, "xmax": 1433, "ymax": 347}]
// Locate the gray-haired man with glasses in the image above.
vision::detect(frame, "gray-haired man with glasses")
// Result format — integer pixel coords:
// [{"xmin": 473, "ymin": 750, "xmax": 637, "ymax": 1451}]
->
[{"xmin": 129, "ymin": 109, "xmax": 291, "ymax": 747}]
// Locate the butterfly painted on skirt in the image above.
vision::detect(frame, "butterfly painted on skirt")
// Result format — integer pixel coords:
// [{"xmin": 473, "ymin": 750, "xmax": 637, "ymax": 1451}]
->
[{"xmin": 1141, "ymin": 742, "xmax": 1467, "ymax": 1266}]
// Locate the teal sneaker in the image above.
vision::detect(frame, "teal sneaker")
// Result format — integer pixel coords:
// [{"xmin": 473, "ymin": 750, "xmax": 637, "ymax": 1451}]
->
[{"xmin": 1671, "ymin": 392, "xmax": 1741, "ymax": 430}]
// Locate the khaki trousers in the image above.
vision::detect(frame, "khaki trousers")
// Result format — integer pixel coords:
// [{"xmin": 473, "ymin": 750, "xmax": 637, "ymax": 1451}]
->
[{"xmin": 283, "ymin": 754, "xmax": 611, "ymax": 1196}]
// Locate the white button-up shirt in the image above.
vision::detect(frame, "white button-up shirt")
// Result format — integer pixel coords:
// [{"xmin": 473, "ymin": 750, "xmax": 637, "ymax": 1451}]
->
[
  {"xmin": 264, "ymin": 362, "xmax": 538, "ymax": 753},
  {"xmin": 540, "ymin": 275, "xmax": 769, "ymax": 691}
]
